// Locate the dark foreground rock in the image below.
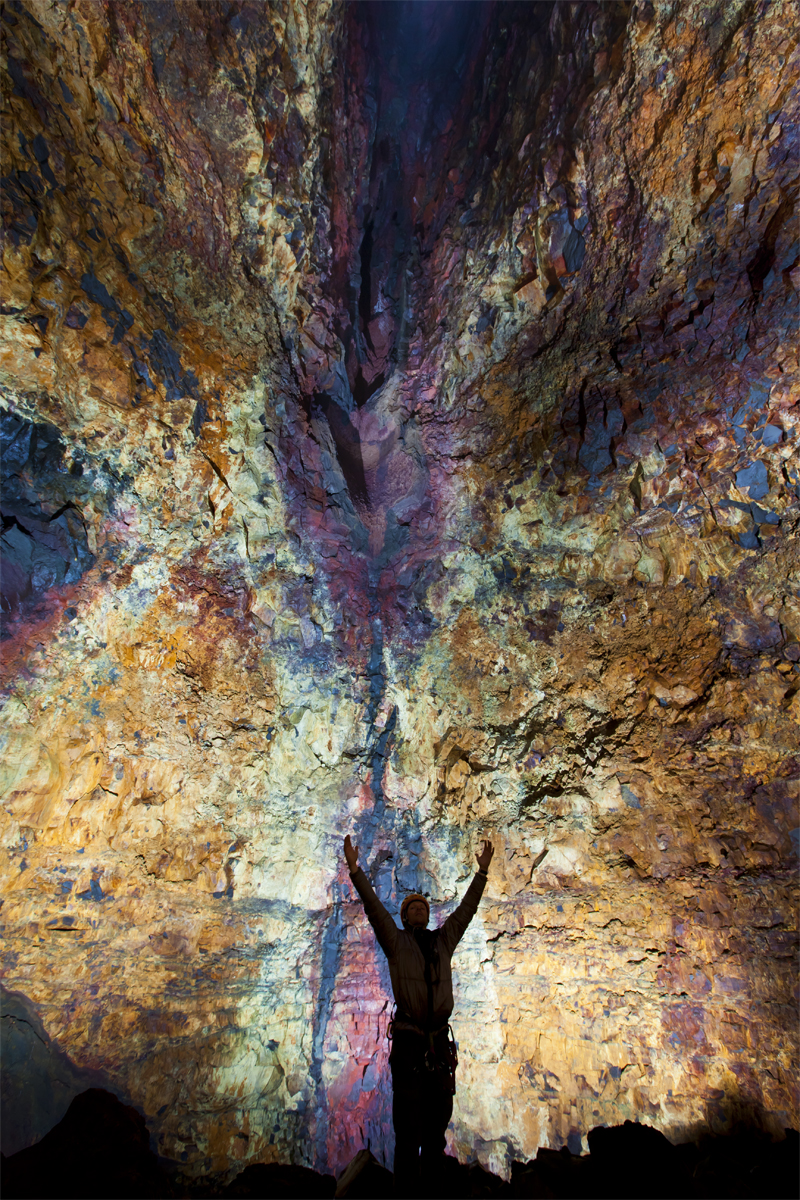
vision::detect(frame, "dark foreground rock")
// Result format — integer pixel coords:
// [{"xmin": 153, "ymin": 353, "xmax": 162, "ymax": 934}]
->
[
  {"xmin": 213, "ymin": 1121, "xmax": 800, "ymax": 1200},
  {"xmin": 0, "ymin": 1088, "xmax": 175, "ymax": 1199},
  {"xmin": 218, "ymin": 1161, "xmax": 336, "ymax": 1198},
  {"xmin": 508, "ymin": 1121, "xmax": 800, "ymax": 1200},
  {"xmin": 0, "ymin": 986, "xmax": 100, "ymax": 1158},
  {"xmin": 331, "ymin": 1147, "xmax": 393, "ymax": 1197},
  {"xmin": 2, "ymin": 1092, "xmax": 797, "ymax": 1200}
]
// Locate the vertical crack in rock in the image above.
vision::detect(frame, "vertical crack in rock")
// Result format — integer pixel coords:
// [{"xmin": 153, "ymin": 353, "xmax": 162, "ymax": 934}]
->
[
  {"xmin": 363, "ymin": 615, "xmax": 398, "ymax": 863},
  {"xmin": 311, "ymin": 393, "xmax": 369, "ymax": 511},
  {"xmin": 308, "ymin": 605, "xmax": 398, "ymax": 1167},
  {"xmin": 359, "ymin": 609, "xmax": 400, "ymax": 879},
  {"xmin": 308, "ymin": 877, "xmax": 345, "ymax": 1163}
]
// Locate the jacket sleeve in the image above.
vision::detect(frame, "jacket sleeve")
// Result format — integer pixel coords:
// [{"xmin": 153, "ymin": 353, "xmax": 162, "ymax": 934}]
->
[
  {"xmin": 349, "ymin": 866, "xmax": 400, "ymax": 959},
  {"xmin": 439, "ymin": 871, "xmax": 487, "ymax": 957}
]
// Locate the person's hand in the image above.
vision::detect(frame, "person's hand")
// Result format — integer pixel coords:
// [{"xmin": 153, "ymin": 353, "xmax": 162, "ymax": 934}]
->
[
  {"xmin": 476, "ymin": 840, "xmax": 494, "ymax": 872},
  {"xmin": 344, "ymin": 835, "xmax": 359, "ymax": 873}
]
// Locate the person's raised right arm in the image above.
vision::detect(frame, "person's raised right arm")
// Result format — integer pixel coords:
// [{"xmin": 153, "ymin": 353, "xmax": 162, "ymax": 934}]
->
[{"xmin": 344, "ymin": 835, "xmax": 399, "ymax": 958}]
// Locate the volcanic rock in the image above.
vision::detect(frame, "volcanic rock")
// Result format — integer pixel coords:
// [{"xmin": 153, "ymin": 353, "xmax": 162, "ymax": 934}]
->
[
  {"xmin": 0, "ymin": 0, "xmax": 797, "ymax": 1188},
  {"xmin": 220, "ymin": 1160, "xmax": 336, "ymax": 1198},
  {"xmin": 0, "ymin": 1086, "xmax": 175, "ymax": 1199},
  {"xmin": 333, "ymin": 1146, "xmax": 392, "ymax": 1198}
]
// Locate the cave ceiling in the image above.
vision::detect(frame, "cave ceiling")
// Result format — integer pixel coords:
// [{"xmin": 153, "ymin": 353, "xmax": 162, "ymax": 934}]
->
[{"xmin": 0, "ymin": 0, "xmax": 798, "ymax": 1183}]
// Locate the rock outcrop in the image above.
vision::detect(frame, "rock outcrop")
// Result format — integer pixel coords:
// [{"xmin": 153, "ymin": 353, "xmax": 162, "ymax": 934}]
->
[
  {"xmin": 1, "ymin": 0, "xmax": 797, "ymax": 1185},
  {"xmin": 3, "ymin": 1089, "xmax": 797, "ymax": 1200}
]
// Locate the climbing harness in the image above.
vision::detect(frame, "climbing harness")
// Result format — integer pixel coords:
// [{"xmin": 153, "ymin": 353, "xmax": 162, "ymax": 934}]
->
[{"xmin": 388, "ymin": 1008, "xmax": 458, "ymax": 1095}]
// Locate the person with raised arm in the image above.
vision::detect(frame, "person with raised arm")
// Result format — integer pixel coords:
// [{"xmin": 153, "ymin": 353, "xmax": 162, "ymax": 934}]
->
[{"xmin": 343, "ymin": 833, "xmax": 494, "ymax": 1197}]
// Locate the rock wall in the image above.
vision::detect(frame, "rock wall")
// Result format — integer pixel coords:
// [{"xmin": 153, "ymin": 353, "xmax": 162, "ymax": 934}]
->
[{"xmin": 1, "ymin": 0, "xmax": 798, "ymax": 1183}]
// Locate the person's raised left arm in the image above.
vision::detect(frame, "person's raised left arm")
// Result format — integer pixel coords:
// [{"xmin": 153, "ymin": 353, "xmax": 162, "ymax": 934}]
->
[{"xmin": 439, "ymin": 840, "xmax": 494, "ymax": 956}]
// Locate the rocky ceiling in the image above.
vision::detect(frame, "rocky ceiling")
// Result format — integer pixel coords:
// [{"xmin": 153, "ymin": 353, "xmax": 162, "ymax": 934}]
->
[{"xmin": 0, "ymin": 0, "xmax": 798, "ymax": 1185}]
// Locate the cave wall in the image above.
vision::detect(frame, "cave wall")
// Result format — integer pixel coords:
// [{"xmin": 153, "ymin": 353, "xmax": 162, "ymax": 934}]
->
[{"xmin": 1, "ymin": 0, "xmax": 798, "ymax": 1183}]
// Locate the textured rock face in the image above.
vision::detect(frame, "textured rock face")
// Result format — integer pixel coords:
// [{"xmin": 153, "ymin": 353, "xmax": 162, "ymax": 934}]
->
[{"xmin": 1, "ymin": 0, "xmax": 798, "ymax": 1183}]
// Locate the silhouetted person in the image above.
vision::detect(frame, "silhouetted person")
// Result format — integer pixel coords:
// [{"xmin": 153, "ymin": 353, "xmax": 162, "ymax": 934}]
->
[{"xmin": 344, "ymin": 834, "xmax": 494, "ymax": 1197}]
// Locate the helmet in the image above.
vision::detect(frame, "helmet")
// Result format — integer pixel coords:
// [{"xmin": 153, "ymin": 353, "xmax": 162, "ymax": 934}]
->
[{"xmin": 400, "ymin": 893, "xmax": 430, "ymax": 926}]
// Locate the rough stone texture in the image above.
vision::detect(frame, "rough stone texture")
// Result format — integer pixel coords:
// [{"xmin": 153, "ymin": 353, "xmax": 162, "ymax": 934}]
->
[{"xmin": 0, "ymin": 0, "xmax": 798, "ymax": 1185}]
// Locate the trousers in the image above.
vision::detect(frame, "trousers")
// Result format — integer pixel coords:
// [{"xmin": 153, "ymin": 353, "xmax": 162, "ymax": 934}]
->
[{"xmin": 390, "ymin": 1028, "xmax": 454, "ymax": 1198}]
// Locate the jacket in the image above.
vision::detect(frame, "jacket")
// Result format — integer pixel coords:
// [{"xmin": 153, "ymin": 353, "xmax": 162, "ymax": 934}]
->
[{"xmin": 349, "ymin": 865, "xmax": 487, "ymax": 1029}]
